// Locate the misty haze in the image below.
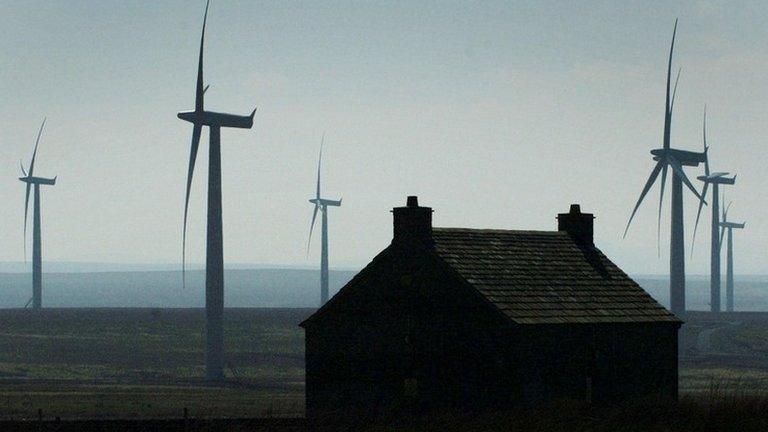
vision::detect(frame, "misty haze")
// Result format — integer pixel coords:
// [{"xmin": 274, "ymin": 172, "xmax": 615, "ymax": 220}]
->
[{"xmin": 1, "ymin": 1, "xmax": 767, "ymax": 431}]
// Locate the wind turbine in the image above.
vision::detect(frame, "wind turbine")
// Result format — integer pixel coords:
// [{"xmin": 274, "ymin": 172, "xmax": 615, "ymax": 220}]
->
[
  {"xmin": 19, "ymin": 118, "xmax": 56, "ymax": 310},
  {"xmin": 624, "ymin": 19, "xmax": 706, "ymax": 319},
  {"xmin": 719, "ymin": 203, "xmax": 745, "ymax": 312},
  {"xmin": 178, "ymin": 0, "xmax": 256, "ymax": 381},
  {"xmin": 307, "ymin": 136, "xmax": 342, "ymax": 306},
  {"xmin": 692, "ymin": 107, "xmax": 735, "ymax": 313}
]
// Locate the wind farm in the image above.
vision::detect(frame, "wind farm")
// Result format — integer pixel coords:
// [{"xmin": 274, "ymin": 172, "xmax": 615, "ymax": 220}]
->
[{"xmin": 0, "ymin": 1, "xmax": 767, "ymax": 430}]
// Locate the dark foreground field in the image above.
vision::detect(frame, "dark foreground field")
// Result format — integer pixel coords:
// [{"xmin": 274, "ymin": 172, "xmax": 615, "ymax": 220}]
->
[
  {"xmin": 3, "ymin": 397, "xmax": 768, "ymax": 432},
  {"xmin": 0, "ymin": 308, "xmax": 767, "ymax": 430},
  {"xmin": 0, "ymin": 308, "xmax": 309, "ymax": 420}
]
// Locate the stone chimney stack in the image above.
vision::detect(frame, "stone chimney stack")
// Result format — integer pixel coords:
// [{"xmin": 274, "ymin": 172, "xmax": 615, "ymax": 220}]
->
[
  {"xmin": 557, "ymin": 204, "xmax": 594, "ymax": 246},
  {"xmin": 393, "ymin": 196, "xmax": 433, "ymax": 245}
]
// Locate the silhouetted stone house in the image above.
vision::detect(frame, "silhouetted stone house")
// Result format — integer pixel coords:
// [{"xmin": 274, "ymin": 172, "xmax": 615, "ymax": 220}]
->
[{"xmin": 300, "ymin": 197, "xmax": 680, "ymax": 417}]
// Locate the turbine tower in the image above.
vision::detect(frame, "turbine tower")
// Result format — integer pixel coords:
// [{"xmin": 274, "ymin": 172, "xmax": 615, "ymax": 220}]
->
[
  {"xmin": 19, "ymin": 118, "xmax": 56, "ymax": 310},
  {"xmin": 692, "ymin": 108, "xmax": 735, "ymax": 313},
  {"xmin": 624, "ymin": 20, "xmax": 706, "ymax": 319},
  {"xmin": 307, "ymin": 136, "xmax": 341, "ymax": 306},
  {"xmin": 178, "ymin": 0, "xmax": 256, "ymax": 381},
  {"xmin": 719, "ymin": 203, "xmax": 745, "ymax": 312}
]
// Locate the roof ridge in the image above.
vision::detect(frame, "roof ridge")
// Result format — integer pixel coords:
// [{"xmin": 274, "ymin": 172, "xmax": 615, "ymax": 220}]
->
[{"xmin": 433, "ymin": 227, "xmax": 566, "ymax": 235}]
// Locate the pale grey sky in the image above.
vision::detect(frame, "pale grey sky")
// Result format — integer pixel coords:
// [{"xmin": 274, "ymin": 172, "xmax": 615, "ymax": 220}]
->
[{"xmin": 0, "ymin": 1, "xmax": 766, "ymax": 275}]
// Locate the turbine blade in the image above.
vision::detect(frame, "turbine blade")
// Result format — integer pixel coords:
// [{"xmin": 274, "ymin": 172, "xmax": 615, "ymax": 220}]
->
[
  {"xmin": 663, "ymin": 19, "xmax": 678, "ymax": 150},
  {"xmin": 669, "ymin": 68, "xmax": 681, "ymax": 114},
  {"xmin": 23, "ymin": 183, "xmax": 31, "ymax": 262},
  {"xmin": 723, "ymin": 201, "xmax": 732, "ymax": 222},
  {"xmin": 28, "ymin": 118, "xmax": 46, "ymax": 178},
  {"xmin": 664, "ymin": 67, "xmax": 682, "ymax": 153},
  {"xmin": 20, "ymin": 160, "xmax": 27, "ymax": 177},
  {"xmin": 691, "ymin": 181, "xmax": 709, "ymax": 257},
  {"xmin": 307, "ymin": 204, "xmax": 320, "ymax": 256},
  {"xmin": 316, "ymin": 133, "xmax": 324, "ymax": 200},
  {"xmin": 668, "ymin": 155, "xmax": 706, "ymax": 203},
  {"xmin": 195, "ymin": 0, "xmax": 210, "ymax": 112},
  {"xmin": 182, "ymin": 123, "xmax": 203, "ymax": 289},
  {"xmin": 719, "ymin": 226, "xmax": 726, "ymax": 252},
  {"xmin": 693, "ymin": 105, "xmax": 709, "ymax": 258},
  {"xmin": 721, "ymin": 192, "xmax": 726, "ymax": 218},
  {"xmin": 703, "ymin": 105, "xmax": 710, "ymax": 176},
  {"xmin": 656, "ymin": 163, "xmax": 668, "ymax": 256},
  {"xmin": 624, "ymin": 160, "xmax": 664, "ymax": 238}
]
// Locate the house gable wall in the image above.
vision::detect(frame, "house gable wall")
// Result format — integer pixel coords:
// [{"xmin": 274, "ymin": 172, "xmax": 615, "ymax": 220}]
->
[{"xmin": 303, "ymin": 243, "xmax": 515, "ymax": 417}]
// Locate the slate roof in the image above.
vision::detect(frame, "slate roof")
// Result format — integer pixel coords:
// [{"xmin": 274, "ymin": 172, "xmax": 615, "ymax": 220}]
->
[{"xmin": 432, "ymin": 228, "xmax": 679, "ymax": 324}]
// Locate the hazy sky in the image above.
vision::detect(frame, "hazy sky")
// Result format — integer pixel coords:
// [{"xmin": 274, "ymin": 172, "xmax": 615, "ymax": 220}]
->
[{"xmin": 0, "ymin": 1, "xmax": 766, "ymax": 275}]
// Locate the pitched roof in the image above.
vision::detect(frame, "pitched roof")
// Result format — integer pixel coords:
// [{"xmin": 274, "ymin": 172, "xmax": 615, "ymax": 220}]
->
[
  {"xmin": 432, "ymin": 228, "xmax": 679, "ymax": 324},
  {"xmin": 300, "ymin": 247, "xmax": 395, "ymax": 328}
]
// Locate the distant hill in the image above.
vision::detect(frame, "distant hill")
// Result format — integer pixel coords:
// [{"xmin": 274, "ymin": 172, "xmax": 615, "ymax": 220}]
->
[
  {"xmin": 0, "ymin": 269, "xmax": 357, "ymax": 308},
  {"xmin": 0, "ymin": 262, "xmax": 339, "ymax": 273},
  {"xmin": 636, "ymin": 276, "xmax": 768, "ymax": 312},
  {"xmin": 0, "ymin": 266, "xmax": 766, "ymax": 310}
]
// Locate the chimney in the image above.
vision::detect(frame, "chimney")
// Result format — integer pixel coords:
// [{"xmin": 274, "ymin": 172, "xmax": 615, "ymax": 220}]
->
[
  {"xmin": 392, "ymin": 196, "xmax": 433, "ymax": 245},
  {"xmin": 557, "ymin": 204, "xmax": 594, "ymax": 246}
]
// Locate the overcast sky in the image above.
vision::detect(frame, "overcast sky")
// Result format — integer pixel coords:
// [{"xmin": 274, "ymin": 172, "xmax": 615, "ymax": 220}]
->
[{"xmin": 0, "ymin": 0, "xmax": 765, "ymax": 275}]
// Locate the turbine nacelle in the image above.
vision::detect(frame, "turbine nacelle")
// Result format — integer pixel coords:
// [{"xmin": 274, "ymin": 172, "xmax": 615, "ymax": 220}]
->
[
  {"xmin": 650, "ymin": 148, "xmax": 706, "ymax": 166},
  {"xmin": 697, "ymin": 172, "xmax": 735, "ymax": 184},
  {"xmin": 18, "ymin": 176, "xmax": 56, "ymax": 186},
  {"xmin": 309, "ymin": 198, "xmax": 342, "ymax": 207},
  {"xmin": 177, "ymin": 109, "xmax": 256, "ymax": 129},
  {"xmin": 720, "ymin": 221, "xmax": 746, "ymax": 229}
]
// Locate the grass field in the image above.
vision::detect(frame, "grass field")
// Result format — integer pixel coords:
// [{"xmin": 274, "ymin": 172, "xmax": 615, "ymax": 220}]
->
[
  {"xmin": 0, "ymin": 308, "xmax": 766, "ymax": 421},
  {"xmin": 0, "ymin": 308, "xmax": 309, "ymax": 420}
]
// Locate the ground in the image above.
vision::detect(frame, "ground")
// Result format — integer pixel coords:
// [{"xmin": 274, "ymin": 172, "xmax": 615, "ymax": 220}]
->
[
  {"xmin": 0, "ymin": 308, "xmax": 307, "ymax": 420},
  {"xmin": 0, "ymin": 308, "xmax": 766, "ymax": 420}
]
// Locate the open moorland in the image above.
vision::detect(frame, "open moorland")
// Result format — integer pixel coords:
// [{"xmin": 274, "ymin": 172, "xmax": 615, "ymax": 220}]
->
[
  {"xmin": 0, "ymin": 308, "xmax": 766, "ymax": 423},
  {"xmin": 0, "ymin": 308, "xmax": 308, "ymax": 420}
]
